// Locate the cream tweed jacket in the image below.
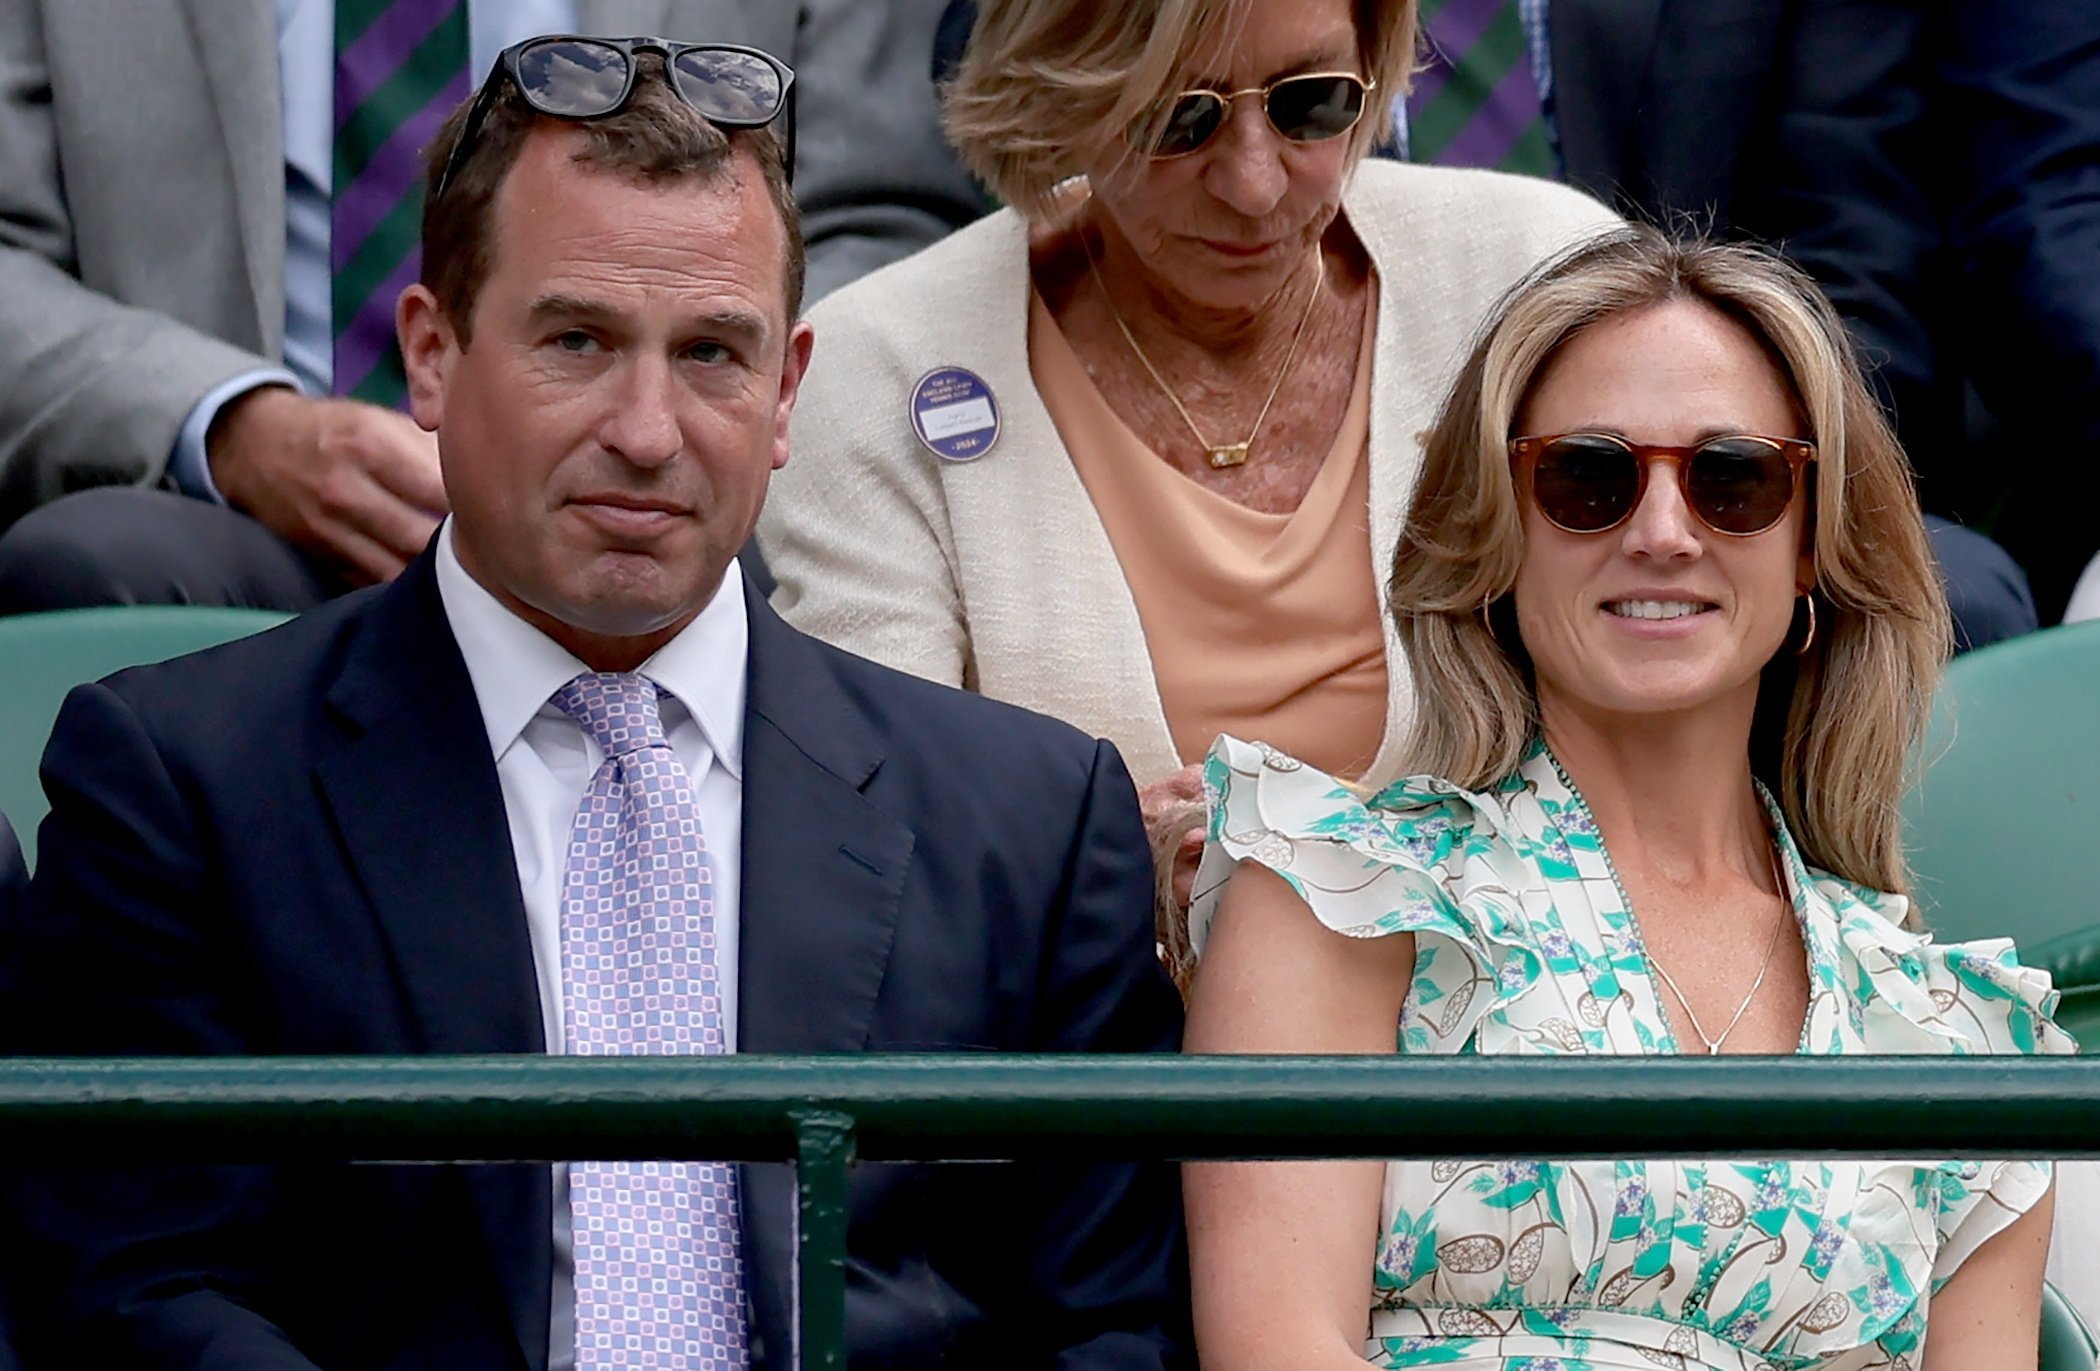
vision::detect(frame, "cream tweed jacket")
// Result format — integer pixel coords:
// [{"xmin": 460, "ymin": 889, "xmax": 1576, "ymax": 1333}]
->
[{"xmin": 760, "ymin": 160, "xmax": 1618, "ymax": 787}]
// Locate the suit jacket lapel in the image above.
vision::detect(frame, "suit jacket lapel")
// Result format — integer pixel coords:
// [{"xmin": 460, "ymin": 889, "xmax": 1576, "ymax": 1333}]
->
[
  {"xmin": 314, "ymin": 550, "xmax": 551, "ymax": 1371},
  {"xmin": 1551, "ymin": 0, "xmax": 1666, "ymax": 203},
  {"xmin": 178, "ymin": 0, "xmax": 283, "ymax": 353},
  {"xmin": 734, "ymin": 584, "xmax": 915, "ymax": 1367}
]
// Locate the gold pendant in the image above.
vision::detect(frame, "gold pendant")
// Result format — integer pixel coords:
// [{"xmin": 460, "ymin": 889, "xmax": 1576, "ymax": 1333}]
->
[{"xmin": 1206, "ymin": 443, "xmax": 1250, "ymax": 469}]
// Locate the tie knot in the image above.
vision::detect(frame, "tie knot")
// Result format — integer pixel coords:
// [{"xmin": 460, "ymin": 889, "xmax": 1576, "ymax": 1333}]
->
[{"xmin": 552, "ymin": 672, "xmax": 669, "ymax": 758}]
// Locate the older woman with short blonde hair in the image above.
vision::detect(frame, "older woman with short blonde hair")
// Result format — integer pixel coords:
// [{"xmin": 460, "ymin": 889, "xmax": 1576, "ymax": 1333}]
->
[
  {"xmin": 1182, "ymin": 225, "xmax": 2068, "ymax": 1370},
  {"xmin": 760, "ymin": 0, "xmax": 1616, "ymax": 882},
  {"xmin": 945, "ymin": 0, "xmax": 1417, "ymax": 219}
]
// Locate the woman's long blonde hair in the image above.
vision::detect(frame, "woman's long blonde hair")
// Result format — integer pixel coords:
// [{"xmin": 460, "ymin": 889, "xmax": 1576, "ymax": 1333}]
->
[{"xmin": 1390, "ymin": 225, "xmax": 1950, "ymax": 896}]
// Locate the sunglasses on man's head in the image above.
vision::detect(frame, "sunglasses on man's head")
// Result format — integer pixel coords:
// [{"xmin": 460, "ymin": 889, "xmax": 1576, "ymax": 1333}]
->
[
  {"xmin": 434, "ymin": 36, "xmax": 796, "ymax": 201},
  {"xmin": 1510, "ymin": 432, "xmax": 1817, "ymax": 537},
  {"xmin": 1130, "ymin": 72, "xmax": 1375, "ymax": 159}
]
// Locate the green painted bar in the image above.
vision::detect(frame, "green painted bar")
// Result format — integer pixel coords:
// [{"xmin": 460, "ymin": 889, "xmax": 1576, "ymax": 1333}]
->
[
  {"xmin": 794, "ymin": 1112, "xmax": 855, "ymax": 1370},
  {"xmin": 0, "ymin": 1055, "xmax": 2096, "ymax": 1161},
  {"xmin": 5, "ymin": 1053, "xmax": 2096, "ymax": 1360}
]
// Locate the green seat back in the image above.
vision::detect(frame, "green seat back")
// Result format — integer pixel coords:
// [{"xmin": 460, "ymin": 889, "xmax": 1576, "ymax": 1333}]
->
[
  {"xmin": 2043, "ymin": 1278, "xmax": 2098, "ymax": 1371},
  {"xmin": 1904, "ymin": 622, "xmax": 2100, "ymax": 1026},
  {"xmin": 0, "ymin": 607, "xmax": 288, "ymax": 869}
]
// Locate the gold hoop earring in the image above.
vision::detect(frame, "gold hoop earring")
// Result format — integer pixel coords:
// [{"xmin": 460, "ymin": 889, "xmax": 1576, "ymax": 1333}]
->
[{"xmin": 1795, "ymin": 592, "xmax": 1817, "ymax": 656}]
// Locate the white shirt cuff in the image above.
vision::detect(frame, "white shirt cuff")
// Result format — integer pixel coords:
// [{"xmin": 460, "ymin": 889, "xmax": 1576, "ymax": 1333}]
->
[{"xmin": 169, "ymin": 370, "xmax": 303, "ymax": 504}]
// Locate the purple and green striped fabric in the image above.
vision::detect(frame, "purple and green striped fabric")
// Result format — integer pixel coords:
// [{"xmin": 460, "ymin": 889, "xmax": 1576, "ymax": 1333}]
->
[
  {"xmin": 1406, "ymin": 0, "xmax": 1553, "ymax": 177},
  {"xmin": 332, "ymin": 0, "xmax": 470, "ymax": 407}
]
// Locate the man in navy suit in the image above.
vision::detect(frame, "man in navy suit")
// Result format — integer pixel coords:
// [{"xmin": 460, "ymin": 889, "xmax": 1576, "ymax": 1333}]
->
[
  {"xmin": 8, "ymin": 45, "xmax": 1186, "ymax": 1370},
  {"xmin": 1940, "ymin": 0, "xmax": 2100, "ymax": 621}
]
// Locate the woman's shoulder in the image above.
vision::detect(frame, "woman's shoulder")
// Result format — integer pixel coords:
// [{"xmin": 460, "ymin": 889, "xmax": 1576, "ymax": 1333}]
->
[
  {"xmin": 1347, "ymin": 158, "xmax": 1620, "ymax": 251},
  {"xmin": 1192, "ymin": 735, "xmax": 1534, "ymax": 949},
  {"xmin": 1344, "ymin": 162, "xmax": 1620, "ymax": 336},
  {"xmin": 804, "ymin": 205, "xmax": 1032, "ymax": 343},
  {"xmin": 1205, "ymin": 734, "xmax": 1521, "ymax": 852},
  {"xmin": 1192, "ymin": 737, "xmax": 1579, "ymax": 1048},
  {"xmin": 788, "ymin": 206, "xmax": 1034, "ymax": 451},
  {"xmin": 1796, "ymin": 862, "xmax": 2076, "ymax": 1056}
]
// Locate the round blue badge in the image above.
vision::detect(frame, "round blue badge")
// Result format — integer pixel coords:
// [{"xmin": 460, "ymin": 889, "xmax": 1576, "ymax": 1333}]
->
[{"xmin": 909, "ymin": 367, "xmax": 1001, "ymax": 462}]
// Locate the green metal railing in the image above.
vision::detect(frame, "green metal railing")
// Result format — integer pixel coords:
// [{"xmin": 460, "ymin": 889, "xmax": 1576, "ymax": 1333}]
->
[{"xmin": 4, "ymin": 1054, "xmax": 2098, "ymax": 1366}]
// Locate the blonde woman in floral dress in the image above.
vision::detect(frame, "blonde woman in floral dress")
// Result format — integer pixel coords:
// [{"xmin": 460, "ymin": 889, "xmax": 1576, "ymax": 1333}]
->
[{"xmin": 1182, "ymin": 228, "xmax": 2070, "ymax": 1371}]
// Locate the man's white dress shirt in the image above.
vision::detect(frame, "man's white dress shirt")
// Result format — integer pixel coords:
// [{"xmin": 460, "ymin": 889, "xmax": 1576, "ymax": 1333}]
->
[{"xmin": 434, "ymin": 519, "xmax": 746, "ymax": 1371}]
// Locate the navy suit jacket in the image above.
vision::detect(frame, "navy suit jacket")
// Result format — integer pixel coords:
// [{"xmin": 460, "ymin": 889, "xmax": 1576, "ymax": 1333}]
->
[
  {"xmin": 0, "ymin": 807, "xmax": 19, "ymax": 922},
  {"xmin": 6, "ymin": 548, "xmax": 1189, "ymax": 1370},
  {"xmin": 1550, "ymin": 0, "xmax": 1944, "ymax": 480},
  {"xmin": 1940, "ymin": 0, "xmax": 2100, "ymax": 613}
]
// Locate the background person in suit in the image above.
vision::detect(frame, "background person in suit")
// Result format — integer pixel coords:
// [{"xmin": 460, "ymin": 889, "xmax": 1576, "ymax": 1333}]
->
[
  {"xmin": 5, "ymin": 47, "xmax": 1187, "ymax": 1369},
  {"xmin": 0, "ymin": 0, "xmax": 983, "ymax": 613},
  {"xmin": 1938, "ymin": 0, "xmax": 2100, "ymax": 625}
]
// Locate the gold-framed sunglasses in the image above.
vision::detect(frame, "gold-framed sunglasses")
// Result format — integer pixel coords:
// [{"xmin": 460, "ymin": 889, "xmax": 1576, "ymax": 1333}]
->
[{"xmin": 1129, "ymin": 72, "xmax": 1376, "ymax": 159}]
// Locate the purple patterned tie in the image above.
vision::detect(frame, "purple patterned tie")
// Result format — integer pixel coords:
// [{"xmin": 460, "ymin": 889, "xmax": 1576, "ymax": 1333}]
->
[{"xmin": 554, "ymin": 672, "xmax": 748, "ymax": 1370}]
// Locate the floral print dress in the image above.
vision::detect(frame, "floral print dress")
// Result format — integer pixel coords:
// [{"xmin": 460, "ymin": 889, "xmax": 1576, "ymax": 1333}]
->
[{"xmin": 1190, "ymin": 735, "xmax": 2072, "ymax": 1371}]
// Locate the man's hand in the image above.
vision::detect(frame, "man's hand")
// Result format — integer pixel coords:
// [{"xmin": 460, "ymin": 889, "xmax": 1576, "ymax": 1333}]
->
[{"xmin": 208, "ymin": 388, "xmax": 448, "ymax": 585}]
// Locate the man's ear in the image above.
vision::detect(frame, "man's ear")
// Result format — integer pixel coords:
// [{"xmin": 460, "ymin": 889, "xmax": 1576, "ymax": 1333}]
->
[
  {"xmin": 770, "ymin": 319, "xmax": 818, "ymax": 472},
  {"xmin": 397, "ymin": 285, "xmax": 457, "ymax": 433}
]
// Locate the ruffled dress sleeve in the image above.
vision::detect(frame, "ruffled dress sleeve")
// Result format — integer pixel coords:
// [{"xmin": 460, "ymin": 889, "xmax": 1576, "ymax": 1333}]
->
[
  {"xmin": 1189, "ymin": 735, "xmax": 1541, "ymax": 1053},
  {"xmin": 1803, "ymin": 871, "xmax": 2071, "ymax": 1056},
  {"xmin": 1803, "ymin": 872, "xmax": 2074, "ymax": 1290},
  {"xmin": 1915, "ymin": 935, "xmax": 2071, "ymax": 1285}
]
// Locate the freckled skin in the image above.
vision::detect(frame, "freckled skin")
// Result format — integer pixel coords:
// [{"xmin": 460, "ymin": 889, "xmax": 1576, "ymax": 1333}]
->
[
  {"xmin": 1512, "ymin": 300, "xmax": 1817, "ymax": 729},
  {"xmin": 1083, "ymin": 0, "xmax": 1360, "ymax": 323},
  {"xmin": 398, "ymin": 125, "xmax": 815, "ymax": 671},
  {"xmin": 1035, "ymin": 0, "xmax": 1376, "ymax": 514}
]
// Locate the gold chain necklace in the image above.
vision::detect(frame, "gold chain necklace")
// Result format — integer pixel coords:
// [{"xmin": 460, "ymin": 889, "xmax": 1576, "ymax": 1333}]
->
[
  {"xmin": 1082, "ymin": 238, "xmax": 1325, "ymax": 469},
  {"xmin": 1645, "ymin": 836, "xmax": 1793, "ymax": 1055}
]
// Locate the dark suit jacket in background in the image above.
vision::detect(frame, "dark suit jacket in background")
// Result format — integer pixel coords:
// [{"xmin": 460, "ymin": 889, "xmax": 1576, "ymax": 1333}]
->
[
  {"xmin": 1551, "ymin": 0, "xmax": 1945, "ymax": 482},
  {"xmin": 1939, "ymin": 0, "xmax": 2100, "ymax": 617},
  {"xmin": 4, "ymin": 550, "xmax": 1189, "ymax": 1370},
  {"xmin": 0, "ymin": 809, "xmax": 19, "ymax": 914}
]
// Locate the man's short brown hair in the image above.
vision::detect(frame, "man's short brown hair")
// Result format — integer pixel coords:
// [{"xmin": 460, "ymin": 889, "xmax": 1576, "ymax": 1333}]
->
[{"xmin": 421, "ymin": 53, "xmax": 805, "ymax": 341}]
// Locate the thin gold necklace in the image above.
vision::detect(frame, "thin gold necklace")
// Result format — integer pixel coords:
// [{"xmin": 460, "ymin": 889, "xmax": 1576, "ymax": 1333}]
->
[
  {"xmin": 1645, "ymin": 835, "xmax": 1793, "ymax": 1055},
  {"xmin": 1082, "ymin": 237, "xmax": 1325, "ymax": 469}
]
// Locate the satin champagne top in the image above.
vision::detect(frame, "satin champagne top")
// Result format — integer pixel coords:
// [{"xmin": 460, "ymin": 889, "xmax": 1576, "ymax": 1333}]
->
[{"xmin": 1029, "ymin": 287, "xmax": 1388, "ymax": 779}]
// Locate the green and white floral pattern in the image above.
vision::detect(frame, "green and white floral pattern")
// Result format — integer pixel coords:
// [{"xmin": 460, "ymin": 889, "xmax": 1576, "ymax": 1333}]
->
[{"xmin": 1191, "ymin": 735, "xmax": 2072, "ymax": 1371}]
